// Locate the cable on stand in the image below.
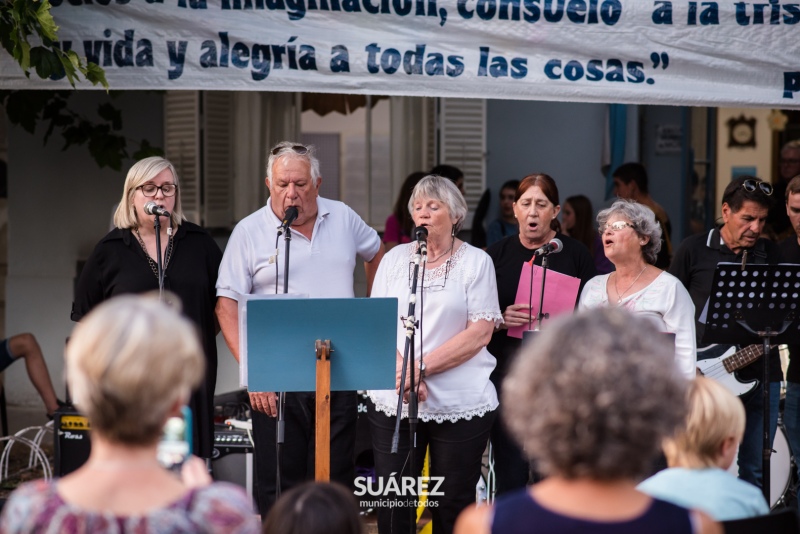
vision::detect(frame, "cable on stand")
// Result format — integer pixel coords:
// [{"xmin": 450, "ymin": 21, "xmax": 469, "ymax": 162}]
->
[
  {"xmin": 144, "ymin": 201, "xmax": 171, "ymax": 301},
  {"xmin": 392, "ymin": 225, "xmax": 428, "ymax": 534},
  {"xmin": 275, "ymin": 206, "xmax": 298, "ymax": 499}
]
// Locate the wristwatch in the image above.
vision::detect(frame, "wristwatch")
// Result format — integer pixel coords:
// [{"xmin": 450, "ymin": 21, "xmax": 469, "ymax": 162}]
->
[{"xmin": 419, "ymin": 360, "xmax": 426, "ymax": 380}]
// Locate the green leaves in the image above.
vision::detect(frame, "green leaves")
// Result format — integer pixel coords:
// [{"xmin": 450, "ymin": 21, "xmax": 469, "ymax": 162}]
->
[
  {"xmin": 0, "ymin": 3, "xmax": 162, "ymax": 171},
  {"xmin": 0, "ymin": 90, "xmax": 164, "ymax": 172},
  {"xmin": 0, "ymin": 0, "xmax": 108, "ymax": 89},
  {"xmin": 34, "ymin": 0, "xmax": 58, "ymax": 42}
]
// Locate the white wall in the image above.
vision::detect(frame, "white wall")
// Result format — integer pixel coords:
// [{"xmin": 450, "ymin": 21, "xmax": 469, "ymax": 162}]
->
[
  {"xmin": 486, "ymin": 100, "xmax": 640, "ymax": 224},
  {"xmin": 715, "ymin": 108, "xmax": 774, "ymax": 218},
  {"xmin": 641, "ymin": 106, "xmax": 686, "ymax": 241},
  {"xmin": 4, "ymin": 91, "xmax": 249, "ymax": 407}
]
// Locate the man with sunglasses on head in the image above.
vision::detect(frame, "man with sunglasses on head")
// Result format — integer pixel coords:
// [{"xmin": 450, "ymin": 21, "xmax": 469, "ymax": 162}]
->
[
  {"xmin": 669, "ymin": 175, "xmax": 782, "ymax": 491},
  {"xmin": 215, "ymin": 141, "xmax": 385, "ymax": 518}
]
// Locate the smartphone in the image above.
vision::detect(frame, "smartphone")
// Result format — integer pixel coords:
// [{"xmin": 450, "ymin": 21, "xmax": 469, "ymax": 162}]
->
[{"xmin": 157, "ymin": 405, "xmax": 193, "ymax": 470}]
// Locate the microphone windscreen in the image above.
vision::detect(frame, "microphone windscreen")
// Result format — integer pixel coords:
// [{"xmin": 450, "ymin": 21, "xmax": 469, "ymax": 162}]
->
[
  {"xmin": 550, "ymin": 238, "xmax": 563, "ymax": 253},
  {"xmin": 284, "ymin": 206, "xmax": 299, "ymax": 222},
  {"xmin": 414, "ymin": 226, "xmax": 429, "ymax": 241},
  {"xmin": 144, "ymin": 201, "xmax": 157, "ymax": 215}
]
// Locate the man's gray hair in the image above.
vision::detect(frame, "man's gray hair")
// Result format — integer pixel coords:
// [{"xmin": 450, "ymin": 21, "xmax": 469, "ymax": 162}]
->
[
  {"xmin": 597, "ymin": 199, "xmax": 662, "ymax": 264},
  {"xmin": 503, "ymin": 307, "xmax": 688, "ymax": 481},
  {"xmin": 408, "ymin": 175, "xmax": 468, "ymax": 233},
  {"xmin": 266, "ymin": 141, "xmax": 321, "ymax": 185}
]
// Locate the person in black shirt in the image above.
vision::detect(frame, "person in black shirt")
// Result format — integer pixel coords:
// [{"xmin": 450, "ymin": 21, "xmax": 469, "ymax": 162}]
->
[
  {"xmin": 72, "ymin": 156, "xmax": 223, "ymax": 459},
  {"xmin": 486, "ymin": 174, "xmax": 596, "ymax": 495},
  {"xmin": 779, "ymin": 175, "xmax": 800, "ymax": 481},
  {"xmin": 669, "ymin": 175, "xmax": 781, "ymax": 490},
  {"xmin": 766, "ymin": 140, "xmax": 800, "ymax": 240},
  {"xmin": 612, "ymin": 162, "xmax": 673, "ymax": 269}
]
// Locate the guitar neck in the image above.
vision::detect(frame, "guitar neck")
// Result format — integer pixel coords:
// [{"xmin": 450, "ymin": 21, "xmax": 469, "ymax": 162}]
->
[{"xmin": 722, "ymin": 344, "xmax": 765, "ymax": 373}]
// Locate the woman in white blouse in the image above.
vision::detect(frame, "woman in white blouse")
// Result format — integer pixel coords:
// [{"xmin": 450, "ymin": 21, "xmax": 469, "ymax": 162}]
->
[
  {"xmin": 579, "ymin": 199, "xmax": 696, "ymax": 380},
  {"xmin": 367, "ymin": 175, "xmax": 503, "ymax": 534}
]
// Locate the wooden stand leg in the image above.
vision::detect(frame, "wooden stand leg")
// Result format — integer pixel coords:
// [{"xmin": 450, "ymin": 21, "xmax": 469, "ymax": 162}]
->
[{"xmin": 315, "ymin": 339, "xmax": 331, "ymax": 481}]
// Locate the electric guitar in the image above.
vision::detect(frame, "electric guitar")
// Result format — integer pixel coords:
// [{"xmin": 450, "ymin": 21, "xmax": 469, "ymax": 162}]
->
[{"xmin": 695, "ymin": 344, "xmax": 765, "ymax": 397}]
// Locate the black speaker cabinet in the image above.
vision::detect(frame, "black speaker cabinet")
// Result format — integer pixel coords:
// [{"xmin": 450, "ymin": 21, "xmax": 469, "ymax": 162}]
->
[
  {"xmin": 54, "ymin": 409, "xmax": 91, "ymax": 477},
  {"xmin": 212, "ymin": 450, "xmax": 256, "ymax": 505}
]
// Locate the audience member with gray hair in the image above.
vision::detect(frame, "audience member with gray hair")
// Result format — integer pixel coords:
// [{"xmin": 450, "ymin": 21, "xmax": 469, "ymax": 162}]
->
[
  {"xmin": 0, "ymin": 295, "xmax": 259, "ymax": 533},
  {"xmin": 579, "ymin": 199, "xmax": 696, "ymax": 379},
  {"xmin": 455, "ymin": 308, "xmax": 720, "ymax": 534},
  {"xmin": 367, "ymin": 175, "xmax": 502, "ymax": 534}
]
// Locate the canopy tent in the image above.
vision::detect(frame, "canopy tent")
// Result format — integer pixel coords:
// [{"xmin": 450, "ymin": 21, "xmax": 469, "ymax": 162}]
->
[{"xmin": 1, "ymin": 1, "xmax": 799, "ymax": 109}]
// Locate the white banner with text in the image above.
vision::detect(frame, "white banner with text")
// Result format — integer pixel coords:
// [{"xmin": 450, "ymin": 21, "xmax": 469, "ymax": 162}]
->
[{"xmin": 1, "ymin": 0, "xmax": 799, "ymax": 107}]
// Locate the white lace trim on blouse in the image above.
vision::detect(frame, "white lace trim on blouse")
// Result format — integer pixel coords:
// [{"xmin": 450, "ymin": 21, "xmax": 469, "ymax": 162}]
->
[{"xmin": 368, "ymin": 395, "xmax": 498, "ymax": 423}]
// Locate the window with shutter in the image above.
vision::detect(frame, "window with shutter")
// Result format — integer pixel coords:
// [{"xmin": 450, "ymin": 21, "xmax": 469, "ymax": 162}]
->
[
  {"xmin": 202, "ymin": 91, "xmax": 233, "ymax": 228},
  {"xmin": 164, "ymin": 91, "xmax": 233, "ymax": 228},
  {"xmin": 438, "ymin": 98, "xmax": 487, "ymax": 229},
  {"xmin": 164, "ymin": 91, "xmax": 200, "ymax": 224}
]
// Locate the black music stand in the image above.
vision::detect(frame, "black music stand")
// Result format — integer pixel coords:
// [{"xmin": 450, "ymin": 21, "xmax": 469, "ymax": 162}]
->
[{"xmin": 702, "ymin": 262, "xmax": 800, "ymax": 503}]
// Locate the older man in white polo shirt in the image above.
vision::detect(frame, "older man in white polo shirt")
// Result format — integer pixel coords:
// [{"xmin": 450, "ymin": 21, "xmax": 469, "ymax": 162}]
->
[{"xmin": 216, "ymin": 141, "xmax": 385, "ymax": 517}]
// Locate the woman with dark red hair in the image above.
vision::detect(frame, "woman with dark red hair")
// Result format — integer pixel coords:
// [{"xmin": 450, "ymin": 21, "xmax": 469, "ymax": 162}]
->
[{"xmin": 486, "ymin": 173, "xmax": 597, "ymax": 496}]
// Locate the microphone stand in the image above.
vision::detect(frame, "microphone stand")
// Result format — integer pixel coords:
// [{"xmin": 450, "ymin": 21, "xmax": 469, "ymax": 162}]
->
[
  {"xmin": 153, "ymin": 213, "xmax": 165, "ymax": 301},
  {"xmin": 393, "ymin": 239, "xmax": 424, "ymax": 534},
  {"xmin": 528, "ymin": 251, "xmax": 551, "ymax": 331},
  {"xmin": 275, "ymin": 223, "xmax": 292, "ymax": 499}
]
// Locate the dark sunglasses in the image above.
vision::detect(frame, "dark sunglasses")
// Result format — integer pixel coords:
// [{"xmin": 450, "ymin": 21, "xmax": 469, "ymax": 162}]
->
[
  {"xmin": 271, "ymin": 145, "xmax": 309, "ymax": 156},
  {"xmin": 742, "ymin": 179, "xmax": 773, "ymax": 196}
]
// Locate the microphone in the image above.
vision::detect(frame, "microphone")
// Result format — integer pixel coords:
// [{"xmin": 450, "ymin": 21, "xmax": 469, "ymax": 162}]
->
[
  {"xmin": 414, "ymin": 226, "xmax": 428, "ymax": 257},
  {"xmin": 534, "ymin": 238, "xmax": 563, "ymax": 256},
  {"xmin": 279, "ymin": 206, "xmax": 299, "ymax": 234},
  {"xmin": 144, "ymin": 202, "xmax": 170, "ymax": 218}
]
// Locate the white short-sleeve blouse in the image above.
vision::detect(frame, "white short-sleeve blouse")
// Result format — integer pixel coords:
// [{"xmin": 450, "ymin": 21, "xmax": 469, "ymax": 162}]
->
[{"xmin": 368, "ymin": 242, "xmax": 503, "ymax": 423}]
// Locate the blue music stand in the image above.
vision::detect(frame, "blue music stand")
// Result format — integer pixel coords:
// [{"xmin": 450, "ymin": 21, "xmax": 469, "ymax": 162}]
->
[{"xmin": 243, "ymin": 297, "xmax": 397, "ymax": 480}]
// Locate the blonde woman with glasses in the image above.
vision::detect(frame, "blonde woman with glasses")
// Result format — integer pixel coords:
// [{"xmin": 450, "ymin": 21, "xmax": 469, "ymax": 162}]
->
[{"xmin": 72, "ymin": 156, "xmax": 223, "ymax": 460}]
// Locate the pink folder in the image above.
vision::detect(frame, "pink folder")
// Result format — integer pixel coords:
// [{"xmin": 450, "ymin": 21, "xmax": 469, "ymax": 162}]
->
[{"xmin": 507, "ymin": 261, "xmax": 581, "ymax": 339}]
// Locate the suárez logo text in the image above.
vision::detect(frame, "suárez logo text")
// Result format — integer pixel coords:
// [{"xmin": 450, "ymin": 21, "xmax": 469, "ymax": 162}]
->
[{"xmin": 353, "ymin": 474, "xmax": 445, "ymax": 497}]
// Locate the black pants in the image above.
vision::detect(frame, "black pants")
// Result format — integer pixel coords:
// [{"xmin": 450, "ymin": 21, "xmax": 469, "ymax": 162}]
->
[
  {"xmin": 367, "ymin": 399, "xmax": 495, "ymax": 534},
  {"xmin": 489, "ymin": 413, "xmax": 530, "ymax": 496},
  {"xmin": 252, "ymin": 391, "xmax": 357, "ymax": 517}
]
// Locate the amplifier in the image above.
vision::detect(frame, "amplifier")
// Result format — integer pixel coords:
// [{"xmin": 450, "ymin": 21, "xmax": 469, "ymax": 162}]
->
[
  {"xmin": 54, "ymin": 409, "xmax": 91, "ymax": 477},
  {"xmin": 213, "ymin": 424, "xmax": 253, "ymax": 458},
  {"xmin": 212, "ymin": 422, "xmax": 255, "ymax": 505}
]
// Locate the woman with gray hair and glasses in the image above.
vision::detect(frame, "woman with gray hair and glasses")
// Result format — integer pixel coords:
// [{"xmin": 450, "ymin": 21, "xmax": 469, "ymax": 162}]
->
[
  {"xmin": 367, "ymin": 175, "xmax": 503, "ymax": 534},
  {"xmin": 578, "ymin": 199, "xmax": 696, "ymax": 379}
]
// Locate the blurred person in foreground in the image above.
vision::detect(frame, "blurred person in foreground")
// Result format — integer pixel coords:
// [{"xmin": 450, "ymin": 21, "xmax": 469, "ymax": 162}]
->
[
  {"xmin": 262, "ymin": 482, "xmax": 364, "ymax": 534},
  {"xmin": 455, "ymin": 308, "xmax": 720, "ymax": 534},
  {"xmin": 638, "ymin": 377, "xmax": 769, "ymax": 520},
  {"xmin": 0, "ymin": 295, "xmax": 258, "ymax": 533}
]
